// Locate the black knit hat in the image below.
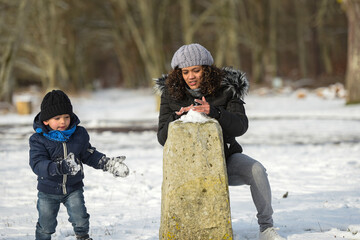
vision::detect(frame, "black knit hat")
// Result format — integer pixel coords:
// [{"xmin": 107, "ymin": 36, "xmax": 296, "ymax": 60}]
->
[{"xmin": 40, "ymin": 90, "xmax": 73, "ymax": 121}]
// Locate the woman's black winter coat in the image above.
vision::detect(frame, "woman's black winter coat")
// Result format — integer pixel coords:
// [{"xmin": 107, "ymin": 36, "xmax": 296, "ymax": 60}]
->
[{"xmin": 155, "ymin": 67, "xmax": 249, "ymax": 160}]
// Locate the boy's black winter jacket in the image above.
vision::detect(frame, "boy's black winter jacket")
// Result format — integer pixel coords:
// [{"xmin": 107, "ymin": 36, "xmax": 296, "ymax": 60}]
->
[
  {"xmin": 155, "ymin": 67, "xmax": 249, "ymax": 160},
  {"xmin": 29, "ymin": 113, "xmax": 104, "ymax": 195}
]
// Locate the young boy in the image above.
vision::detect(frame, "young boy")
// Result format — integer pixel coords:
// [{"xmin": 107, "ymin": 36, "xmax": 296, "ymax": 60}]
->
[{"xmin": 29, "ymin": 90, "xmax": 129, "ymax": 240}]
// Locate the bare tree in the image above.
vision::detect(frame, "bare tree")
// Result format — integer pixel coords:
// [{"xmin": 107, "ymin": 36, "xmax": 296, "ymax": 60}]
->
[
  {"xmin": 342, "ymin": 0, "xmax": 360, "ymax": 104},
  {"xmin": 0, "ymin": 0, "xmax": 30, "ymax": 102},
  {"xmin": 180, "ymin": 0, "xmax": 226, "ymax": 45},
  {"xmin": 263, "ymin": 0, "xmax": 279, "ymax": 83},
  {"xmin": 0, "ymin": 0, "xmax": 351, "ymax": 96},
  {"xmin": 215, "ymin": 0, "xmax": 240, "ymax": 68},
  {"xmin": 316, "ymin": 0, "xmax": 334, "ymax": 75},
  {"xmin": 110, "ymin": 0, "xmax": 170, "ymax": 86},
  {"xmin": 17, "ymin": 0, "xmax": 69, "ymax": 90},
  {"xmin": 61, "ymin": 0, "xmax": 96, "ymax": 90},
  {"xmin": 35, "ymin": 0, "xmax": 68, "ymax": 90},
  {"xmin": 294, "ymin": 0, "xmax": 309, "ymax": 78},
  {"xmin": 237, "ymin": 0, "xmax": 266, "ymax": 83}
]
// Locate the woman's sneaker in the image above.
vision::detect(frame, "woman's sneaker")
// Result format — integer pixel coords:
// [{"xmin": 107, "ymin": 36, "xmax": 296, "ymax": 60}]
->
[
  {"xmin": 259, "ymin": 227, "xmax": 286, "ymax": 240},
  {"xmin": 76, "ymin": 234, "xmax": 93, "ymax": 240}
]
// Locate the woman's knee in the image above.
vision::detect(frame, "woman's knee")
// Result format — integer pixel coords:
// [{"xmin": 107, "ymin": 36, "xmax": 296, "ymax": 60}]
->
[{"xmin": 251, "ymin": 162, "xmax": 267, "ymax": 179}]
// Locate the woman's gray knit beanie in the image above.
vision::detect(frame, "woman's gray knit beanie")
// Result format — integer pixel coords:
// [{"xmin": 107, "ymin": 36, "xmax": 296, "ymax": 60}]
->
[{"xmin": 171, "ymin": 43, "xmax": 214, "ymax": 69}]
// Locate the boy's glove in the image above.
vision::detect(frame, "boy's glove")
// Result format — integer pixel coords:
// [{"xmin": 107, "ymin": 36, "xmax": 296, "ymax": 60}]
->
[
  {"xmin": 56, "ymin": 152, "xmax": 81, "ymax": 175},
  {"xmin": 100, "ymin": 156, "xmax": 129, "ymax": 177}
]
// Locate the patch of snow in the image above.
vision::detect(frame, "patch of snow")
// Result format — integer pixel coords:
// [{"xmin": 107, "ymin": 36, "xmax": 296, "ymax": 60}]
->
[
  {"xmin": 178, "ymin": 109, "xmax": 210, "ymax": 123},
  {"xmin": 1, "ymin": 88, "xmax": 360, "ymax": 240}
]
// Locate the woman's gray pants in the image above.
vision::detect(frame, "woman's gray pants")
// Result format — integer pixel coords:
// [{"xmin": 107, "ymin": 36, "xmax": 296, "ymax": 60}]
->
[{"xmin": 227, "ymin": 153, "xmax": 274, "ymax": 232}]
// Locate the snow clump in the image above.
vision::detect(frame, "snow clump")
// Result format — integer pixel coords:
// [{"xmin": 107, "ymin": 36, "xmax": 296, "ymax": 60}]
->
[{"xmin": 178, "ymin": 109, "xmax": 210, "ymax": 123}]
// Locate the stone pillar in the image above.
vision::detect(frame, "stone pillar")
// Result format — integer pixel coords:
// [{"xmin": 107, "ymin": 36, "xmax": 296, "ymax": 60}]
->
[{"xmin": 160, "ymin": 120, "xmax": 233, "ymax": 240}]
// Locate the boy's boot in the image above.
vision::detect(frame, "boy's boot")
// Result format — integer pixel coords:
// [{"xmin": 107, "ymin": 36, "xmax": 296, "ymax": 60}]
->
[
  {"xmin": 76, "ymin": 234, "xmax": 93, "ymax": 240},
  {"xmin": 259, "ymin": 227, "xmax": 286, "ymax": 240}
]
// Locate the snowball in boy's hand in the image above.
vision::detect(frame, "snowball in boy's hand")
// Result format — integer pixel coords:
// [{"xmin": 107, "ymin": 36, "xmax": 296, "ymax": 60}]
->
[
  {"xmin": 64, "ymin": 152, "xmax": 81, "ymax": 175},
  {"xmin": 112, "ymin": 161, "xmax": 129, "ymax": 177},
  {"xmin": 104, "ymin": 156, "xmax": 129, "ymax": 178}
]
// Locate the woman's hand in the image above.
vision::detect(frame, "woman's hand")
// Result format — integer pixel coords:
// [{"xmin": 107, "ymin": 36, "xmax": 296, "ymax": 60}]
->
[
  {"xmin": 193, "ymin": 96, "xmax": 210, "ymax": 115},
  {"xmin": 175, "ymin": 97, "xmax": 210, "ymax": 116},
  {"xmin": 175, "ymin": 104, "xmax": 194, "ymax": 116}
]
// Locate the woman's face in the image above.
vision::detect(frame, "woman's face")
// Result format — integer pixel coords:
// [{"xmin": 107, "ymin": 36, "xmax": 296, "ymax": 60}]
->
[{"xmin": 181, "ymin": 65, "xmax": 204, "ymax": 90}]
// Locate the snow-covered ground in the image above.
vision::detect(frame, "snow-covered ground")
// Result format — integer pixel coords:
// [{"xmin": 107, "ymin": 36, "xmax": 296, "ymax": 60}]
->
[{"xmin": 1, "ymin": 88, "xmax": 360, "ymax": 240}]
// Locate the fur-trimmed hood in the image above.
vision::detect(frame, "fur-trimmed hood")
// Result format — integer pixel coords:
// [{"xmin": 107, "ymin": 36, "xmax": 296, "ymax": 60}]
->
[{"xmin": 154, "ymin": 67, "xmax": 249, "ymax": 100}]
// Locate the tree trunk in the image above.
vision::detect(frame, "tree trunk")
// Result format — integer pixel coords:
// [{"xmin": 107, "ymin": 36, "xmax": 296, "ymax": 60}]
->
[
  {"xmin": 343, "ymin": 0, "xmax": 360, "ymax": 104},
  {"xmin": 29, "ymin": 0, "xmax": 68, "ymax": 90},
  {"xmin": 295, "ymin": 0, "xmax": 308, "ymax": 78},
  {"xmin": 251, "ymin": 48, "xmax": 263, "ymax": 84},
  {"xmin": 181, "ymin": 0, "xmax": 226, "ymax": 44},
  {"xmin": 317, "ymin": 0, "xmax": 333, "ymax": 75},
  {"xmin": 115, "ymin": 0, "xmax": 168, "ymax": 84},
  {"xmin": 0, "ymin": 0, "xmax": 30, "ymax": 102},
  {"xmin": 263, "ymin": 0, "xmax": 278, "ymax": 84},
  {"xmin": 0, "ymin": 41, "xmax": 16, "ymax": 102},
  {"xmin": 215, "ymin": 0, "xmax": 240, "ymax": 68},
  {"xmin": 237, "ymin": 0, "xmax": 266, "ymax": 83},
  {"xmin": 181, "ymin": 0, "xmax": 191, "ymax": 44}
]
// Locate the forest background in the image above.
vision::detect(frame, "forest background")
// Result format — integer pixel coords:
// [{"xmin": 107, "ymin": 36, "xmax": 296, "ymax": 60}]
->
[{"xmin": 0, "ymin": 0, "xmax": 359, "ymax": 106}]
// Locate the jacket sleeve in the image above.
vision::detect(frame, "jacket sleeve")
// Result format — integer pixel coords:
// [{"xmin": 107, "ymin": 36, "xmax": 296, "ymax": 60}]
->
[
  {"xmin": 29, "ymin": 135, "xmax": 55, "ymax": 178},
  {"xmin": 215, "ymin": 98, "xmax": 248, "ymax": 137},
  {"xmin": 77, "ymin": 127, "xmax": 105, "ymax": 169},
  {"xmin": 157, "ymin": 92, "xmax": 181, "ymax": 146}
]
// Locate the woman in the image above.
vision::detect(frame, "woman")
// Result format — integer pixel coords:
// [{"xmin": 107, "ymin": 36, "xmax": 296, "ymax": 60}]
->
[{"xmin": 155, "ymin": 43, "xmax": 285, "ymax": 240}]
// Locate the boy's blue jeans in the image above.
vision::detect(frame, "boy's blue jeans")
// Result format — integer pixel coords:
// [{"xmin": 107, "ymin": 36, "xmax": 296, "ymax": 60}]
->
[
  {"xmin": 227, "ymin": 153, "xmax": 274, "ymax": 232},
  {"xmin": 36, "ymin": 189, "xmax": 90, "ymax": 240}
]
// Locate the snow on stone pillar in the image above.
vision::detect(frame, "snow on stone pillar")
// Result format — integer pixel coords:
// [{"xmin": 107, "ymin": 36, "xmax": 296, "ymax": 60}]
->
[{"xmin": 159, "ymin": 110, "xmax": 233, "ymax": 240}]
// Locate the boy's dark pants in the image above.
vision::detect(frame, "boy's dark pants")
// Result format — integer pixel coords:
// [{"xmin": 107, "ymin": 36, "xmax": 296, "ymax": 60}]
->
[{"xmin": 36, "ymin": 189, "xmax": 90, "ymax": 240}]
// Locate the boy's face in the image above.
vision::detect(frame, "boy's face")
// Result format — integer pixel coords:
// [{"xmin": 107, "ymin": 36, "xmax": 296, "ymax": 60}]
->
[{"xmin": 43, "ymin": 114, "xmax": 71, "ymax": 131}]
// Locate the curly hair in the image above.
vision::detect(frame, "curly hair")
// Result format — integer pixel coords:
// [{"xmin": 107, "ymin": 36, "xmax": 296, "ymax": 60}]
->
[{"xmin": 165, "ymin": 65, "xmax": 224, "ymax": 100}]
